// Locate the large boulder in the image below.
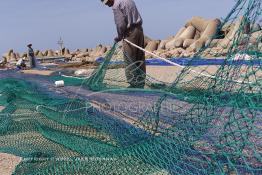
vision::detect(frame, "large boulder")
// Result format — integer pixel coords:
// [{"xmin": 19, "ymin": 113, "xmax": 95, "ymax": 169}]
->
[
  {"xmin": 63, "ymin": 49, "xmax": 71, "ymax": 58},
  {"xmin": 174, "ymin": 27, "xmax": 187, "ymax": 39},
  {"xmin": 250, "ymin": 30, "xmax": 262, "ymax": 44},
  {"xmin": 10, "ymin": 52, "xmax": 17, "ymax": 61},
  {"xmin": 7, "ymin": 49, "xmax": 14, "ymax": 57},
  {"xmin": 220, "ymin": 16, "xmax": 245, "ymax": 48},
  {"xmin": 89, "ymin": 45, "xmax": 107, "ymax": 57},
  {"xmin": 74, "ymin": 49, "xmax": 81, "ymax": 56},
  {"xmin": 167, "ymin": 48, "xmax": 185, "ymax": 57},
  {"xmin": 185, "ymin": 16, "xmax": 209, "ymax": 32},
  {"xmin": 47, "ymin": 50, "xmax": 55, "ymax": 57},
  {"xmin": 144, "ymin": 36, "xmax": 152, "ymax": 46},
  {"xmin": 15, "ymin": 53, "xmax": 21, "ymax": 59},
  {"xmin": 54, "ymin": 50, "xmax": 59, "ymax": 56},
  {"xmin": 97, "ymin": 46, "xmax": 107, "ymax": 56},
  {"xmin": 173, "ymin": 38, "xmax": 184, "ymax": 48},
  {"xmin": 60, "ymin": 48, "xmax": 65, "ymax": 55},
  {"xmin": 43, "ymin": 50, "xmax": 48, "ymax": 56},
  {"xmin": 158, "ymin": 40, "xmax": 168, "ymax": 50},
  {"xmin": 37, "ymin": 52, "xmax": 44, "ymax": 58},
  {"xmin": 200, "ymin": 18, "xmax": 221, "ymax": 39},
  {"xmin": 183, "ymin": 39, "xmax": 195, "ymax": 48},
  {"xmin": 90, "ymin": 44, "xmax": 103, "ymax": 57},
  {"xmin": 222, "ymin": 23, "xmax": 234, "ymax": 34},
  {"xmin": 194, "ymin": 31, "xmax": 201, "ymax": 40},
  {"xmin": 175, "ymin": 48, "xmax": 186, "ymax": 57},
  {"xmin": 207, "ymin": 39, "xmax": 223, "ymax": 48},
  {"xmin": 61, "ymin": 48, "xmax": 71, "ymax": 56},
  {"xmin": 76, "ymin": 52, "xmax": 89, "ymax": 58},
  {"xmin": 181, "ymin": 50, "xmax": 194, "ymax": 58},
  {"xmin": 83, "ymin": 57, "xmax": 96, "ymax": 62},
  {"xmin": 165, "ymin": 27, "xmax": 186, "ymax": 49},
  {"xmin": 35, "ymin": 50, "xmax": 40, "ymax": 56},
  {"xmin": 251, "ymin": 23, "xmax": 261, "ymax": 33},
  {"xmin": 1, "ymin": 56, "xmax": 7, "ymax": 65},
  {"xmin": 73, "ymin": 57, "xmax": 83, "ymax": 62},
  {"xmin": 174, "ymin": 26, "xmax": 196, "ymax": 48},
  {"xmin": 190, "ymin": 18, "xmax": 221, "ymax": 51},
  {"xmin": 65, "ymin": 48, "xmax": 70, "ymax": 55},
  {"xmin": 145, "ymin": 40, "xmax": 160, "ymax": 52}
]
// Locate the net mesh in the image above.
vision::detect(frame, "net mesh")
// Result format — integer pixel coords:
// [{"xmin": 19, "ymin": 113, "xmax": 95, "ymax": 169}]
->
[{"xmin": 0, "ymin": 0, "xmax": 262, "ymax": 174}]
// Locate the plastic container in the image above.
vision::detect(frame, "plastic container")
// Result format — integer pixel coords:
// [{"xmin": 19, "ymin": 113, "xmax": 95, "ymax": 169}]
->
[{"xmin": 55, "ymin": 80, "xmax": 65, "ymax": 87}]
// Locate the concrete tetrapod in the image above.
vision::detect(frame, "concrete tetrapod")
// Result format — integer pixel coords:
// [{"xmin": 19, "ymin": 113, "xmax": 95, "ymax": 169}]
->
[
  {"xmin": 165, "ymin": 27, "xmax": 186, "ymax": 49},
  {"xmin": 189, "ymin": 18, "xmax": 221, "ymax": 51},
  {"xmin": 174, "ymin": 26, "xmax": 196, "ymax": 48}
]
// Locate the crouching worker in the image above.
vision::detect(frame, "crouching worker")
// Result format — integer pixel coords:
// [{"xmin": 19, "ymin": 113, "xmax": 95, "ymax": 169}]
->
[{"xmin": 16, "ymin": 57, "xmax": 27, "ymax": 70}]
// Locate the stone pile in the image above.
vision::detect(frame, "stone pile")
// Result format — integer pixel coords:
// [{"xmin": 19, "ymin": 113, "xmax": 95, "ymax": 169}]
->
[
  {"xmin": 2, "ymin": 16, "xmax": 262, "ymax": 64},
  {"xmin": 145, "ymin": 16, "xmax": 262, "ymax": 58},
  {"xmin": 1, "ymin": 45, "xmax": 110, "ymax": 64}
]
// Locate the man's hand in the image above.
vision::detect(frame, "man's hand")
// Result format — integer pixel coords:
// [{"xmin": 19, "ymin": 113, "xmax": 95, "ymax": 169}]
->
[{"xmin": 114, "ymin": 36, "xmax": 121, "ymax": 43}]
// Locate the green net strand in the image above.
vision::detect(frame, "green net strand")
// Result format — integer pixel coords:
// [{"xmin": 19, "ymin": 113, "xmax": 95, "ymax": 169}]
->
[{"xmin": 85, "ymin": 43, "xmax": 118, "ymax": 91}]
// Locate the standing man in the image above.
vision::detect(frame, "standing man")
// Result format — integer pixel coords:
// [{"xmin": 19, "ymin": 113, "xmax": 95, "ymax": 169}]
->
[
  {"xmin": 101, "ymin": 0, "xmax": 146, "ymax": 88},
  {"xmin": 27, "ymin": 44, "xmax": 36, "ymax": 68}
]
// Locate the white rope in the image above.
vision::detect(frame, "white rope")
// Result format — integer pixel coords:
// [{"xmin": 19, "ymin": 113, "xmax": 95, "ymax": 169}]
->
[
  {"xmin": 124, "ymin": 39, "xmax": 215, "ymax": 78},
  {"xmin": 0, "ymin": 105, "xmax": 92, "ymax": 116},
  {"xmin": 61, "ymin": 74, "xmax": 87, "ymax": 80},
  {"xmin": 36, "ymin": 105, "xmax": 92, "ymax": 113},
  {"xmin": 124, "ymin": 39, "xmax": 253, "ymax": 85},
  {"xmin": 0, "ymin": 112, "xmax": 40, "ymax": 116},
  {"xmin": 54, "ymin": 40, "xmax": 254, "ymax": 85}
]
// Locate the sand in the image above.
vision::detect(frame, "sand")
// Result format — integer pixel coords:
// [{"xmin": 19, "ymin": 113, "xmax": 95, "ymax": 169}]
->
[
  {"xmin": 0, "ymin": 106, "xmax": 22, "ymax": 174},
  {"xmin": 104, "ymin": 64, "xmax": 261, "ymax": 86},
  {"xmin": 21, "ymin": 70, "xmax": 54, "ymax": 76},
  {"xmin": 0, "ymin": 153, "xmax": 22, "ymax": 175},
  {"xmin": 103, "ymin": 65, "xmax": 220, "ymax": 85},
  {"xmin": 146, "ymin": 65, "xmax": 219, "ymax": 83}
]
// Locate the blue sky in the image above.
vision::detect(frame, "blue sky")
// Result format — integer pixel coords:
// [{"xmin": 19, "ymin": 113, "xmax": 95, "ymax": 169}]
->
[{"xmin": 0, "ymin": 0, "xmax": 236, "ymax": 55}]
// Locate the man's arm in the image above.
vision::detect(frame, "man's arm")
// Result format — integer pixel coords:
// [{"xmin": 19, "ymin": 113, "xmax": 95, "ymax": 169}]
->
[{"xmin": 113, "ymin": 8, "xmax": 127, "ymax": 42}]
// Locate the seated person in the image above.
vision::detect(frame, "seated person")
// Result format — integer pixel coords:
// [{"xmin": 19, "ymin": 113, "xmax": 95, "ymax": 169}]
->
[{"xmin": 16, "ymin": 57, "xmax": 27, "ymax": 70}]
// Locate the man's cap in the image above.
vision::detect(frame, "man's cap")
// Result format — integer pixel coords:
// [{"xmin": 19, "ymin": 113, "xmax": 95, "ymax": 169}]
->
[
  {"xmin": 101, "ymin": 0, "xmax": 109, "ymax": 5},
  {"xmin": 27, "ymin": 43, "xmax": 32, "ymax": 47}
]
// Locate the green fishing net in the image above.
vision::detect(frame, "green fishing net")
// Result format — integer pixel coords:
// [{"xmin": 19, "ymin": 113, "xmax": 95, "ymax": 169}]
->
[{"xmin": 0, "ymin": 0, "xmax": 261, "ymax": 174}]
